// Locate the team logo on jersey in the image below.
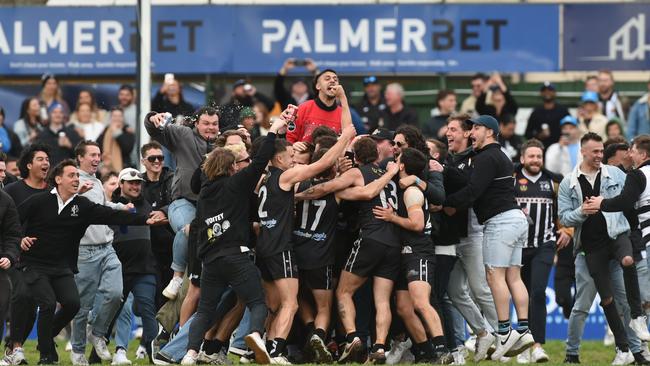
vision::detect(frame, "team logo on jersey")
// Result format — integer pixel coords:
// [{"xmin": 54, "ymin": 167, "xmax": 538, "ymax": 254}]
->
[
  {"xmin": 287, "ymin": 121, "xmax": 296, "ymax": 132},
  {"xmin": 70, "ymin": 205, "xmax": 79, "ymax": 217},
  {"xmin": 260, "ymin": 218, "xmax": 277, "ymax": 229},
  {"xmin": 539, "ymin": 181, "xmax": 551, "ymax": 192},
  {"xmin": 519, "ymin": 185, "xmax": 528, "ymax": 192},
  {"xmin": 518, "ymin": 178, "xmax": 528, "ymax": 185}
]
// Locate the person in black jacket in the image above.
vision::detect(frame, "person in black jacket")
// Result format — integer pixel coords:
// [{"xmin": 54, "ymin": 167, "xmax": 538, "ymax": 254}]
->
[
  {"xmin": 18, "ymin": 160, "xmax": 156, "ymax": 364},
  {"xmin": 444, "ymin": 115, "xmax": 532, "ymax": 361},
  {"xmin": 525, "ymin": 82, "xmax": 569, "ymax": 148},
  {"xmin": 274, "ymin": 58, "xmax": 317, "ymax": 110},
  {"xmin": 0, "ymin": 189, "xmax": 20, "ymax": 347},
  {"xmin": 34, "ymin": 104, "xmax": 82, "ymax": 167},
  {"xmin": 182, "ymin": 109, "xmax": 290, "ymax": 365}
]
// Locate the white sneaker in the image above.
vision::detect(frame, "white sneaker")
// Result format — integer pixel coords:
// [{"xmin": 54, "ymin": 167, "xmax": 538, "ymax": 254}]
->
[
  {"xmin": 112, "ymin": 349, "xmax": 132, "ymax": 366},
  {"xmin": 386, "ymin": 338, "xmax": 411, "ymax": 365},
  {"xmin": 162, "ymin": 277, "xmax": 184, "ymax": 300},
  {"xmin": 630, "ymin": 317, "xmax": 650, "ymax": 342},
  {"xmin": 642, "ymin": 342, "xmax": 650, "ymax": 361},
  {"xmin": 491, "ymin": 330, "xmax": 519, "ymax": 361},
  {"xmin": 0, "ymin": 359, "xmax": 8, "ymax": 366},
  {"xmin": 605, "ymin": 325, "xmax": 616, "ymax": 346},
  {"xmin": 133, "ymin": 327, "xmax": 144, "ymax": 340},
  {"xmin": 516, "ymin": 349, "xmax": 530, "ymax": 364},
  {"xmin": 136, "ymin": 345, "xmax": 147, "ymax": 360},
  {"xmin": 531, "ymin": 346, "xmax": 549, "ymax": 363},
  {"xmin": 88, "ymin": 332, "xmax": 112, "ymax": 361},
  {"xmin": 71, "ymin": 352, "xmax": 90, "ymax": 366},
  {"xmin": 474, "ymin": 332, "xmax": 496, "ymax": 362},
  {"xmin": 197, "ymin": 350, "xmax": 231, "ymax": 365},
  {"xmin": 181, "ymin": 353, "xmax": 198, "ymax": 365},
  {"xmin": 270, "ymin": 356, "xmax": 291, "ymax": 365},
  {"xmin": 4, "ymin": 348, "xmax": 26, "ymax": 366},
  {"xmin": 504, "ymin": 330, "xmax": 535, "ymax": 357},
  {"xmin": 611, "ymin": 348, "xmax": 634, "ymax": 365},
  {"xmin": 464, "ymin": 335, "xmax": 477, "ymax": 353},
  {"xmin": 228, "ymin": 347, "xmax": 247, "ymax": 357},
  {"xmin": 65, "ymin": 341, "xmax": 72, "ymax": 352},
  {"xmin": 452, "ymin": 349, "xmax": 466, "ymax": 365},
  {"xmin": 244, "ymin": 333, "xmax": 271, "ymax": 365}
]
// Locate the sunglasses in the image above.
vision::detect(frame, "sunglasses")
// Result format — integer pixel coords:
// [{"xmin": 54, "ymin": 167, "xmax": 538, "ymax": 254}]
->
[
  {"xmin": 237, "ymin": 157, "xmax": 252, "ymax": 164},
  {"xmin": 146, "ymin": 155, "xmax": 164, "ymax": 163},
  {"xmin": 395, "ymin": 141, "xmax": 405, "ymax": 148}
]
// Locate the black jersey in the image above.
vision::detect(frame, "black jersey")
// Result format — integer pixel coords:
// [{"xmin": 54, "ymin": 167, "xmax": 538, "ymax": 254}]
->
[
  {"xmin": 514, "ymin": 169, "xmax": 557, "ymax": 248},
  {"xmin": 257, "ymin": 166, "xmax": 295, "ymax": 258},
  {"xmin": 357, "ymin": 164, "xmax": 400, "ymax": 247},
  {"xmin": 397, "ymin": 186, "xmax": 435, "ymax": 258},
  {"xmin": 293, "ymin": 180, "xmax": 338, "ymax": 269}
]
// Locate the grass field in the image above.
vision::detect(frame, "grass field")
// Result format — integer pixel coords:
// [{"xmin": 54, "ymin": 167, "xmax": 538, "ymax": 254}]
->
[{"xmin": 16, "ymin": 339, "xmax": 624, "ymax": 366}]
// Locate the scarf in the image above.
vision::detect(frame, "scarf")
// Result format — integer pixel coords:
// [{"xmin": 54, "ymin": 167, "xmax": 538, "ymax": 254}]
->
[{"xmin": 102, "ymin": 127, "xmax": 123, "ymax": 173}]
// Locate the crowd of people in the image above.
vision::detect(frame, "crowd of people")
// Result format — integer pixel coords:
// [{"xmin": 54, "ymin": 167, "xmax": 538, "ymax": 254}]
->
[{"xmin": 1, "ymin": 61, "xmax": 650, "ymax": 366}]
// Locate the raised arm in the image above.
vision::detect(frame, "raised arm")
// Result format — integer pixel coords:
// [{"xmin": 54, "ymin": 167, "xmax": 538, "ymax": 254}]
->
[
  {"xmin": 295, "ymin": 167, "xmax": 361, "ymax": 201},
  {"xmin": 444, "ymin": 154, "xmax": 495, "ymax": 209},
  {"xmin": 336, "ymin": 162, "xmax": 399, "ymax": 201}
]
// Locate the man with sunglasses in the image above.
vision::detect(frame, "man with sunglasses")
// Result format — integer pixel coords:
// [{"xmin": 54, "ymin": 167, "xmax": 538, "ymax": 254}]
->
[{"xmin": 357, "ymin": 76, "xmax": 386, "ymax": 133}]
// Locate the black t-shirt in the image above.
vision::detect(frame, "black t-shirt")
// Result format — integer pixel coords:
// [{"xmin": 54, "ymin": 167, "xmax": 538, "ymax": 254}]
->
[
  {"xmin": 293, "ymin": 180, "xmax": 338, "ymax": 269},
  {"xmin": 4, "ymin": 180, "xmax": 49, "ymax": 209},
  {"xmin": 256, "ymin": 166, "xmax": 295, "ymax": 258},
  {"xmin": 525, "ymin": 104, "xmax": 570, "ymax": 148},
  {"xmin": 579, "ymin": 172, "xmax": 609, "ymax": 252},
  {"xmin": 357, "ymin": 164, "xmax": 400, "ymax": 247}
]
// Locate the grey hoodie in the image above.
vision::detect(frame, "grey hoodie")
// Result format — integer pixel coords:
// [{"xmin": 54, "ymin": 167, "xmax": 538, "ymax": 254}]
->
[
  {"xmin": 145, "ymin": 112, "xmax": 214, "ymax": 202},
  {"xmin": 79, "ymin": 169, "xmax": 126, "ymax": 245}
]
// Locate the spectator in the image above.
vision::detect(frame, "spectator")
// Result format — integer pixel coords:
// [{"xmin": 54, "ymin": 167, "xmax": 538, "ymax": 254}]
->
[
  {"xmin": 606, "ymin": 119, "xmax": 625, "ymax": 141},
  {"xmin": 97, "ymin": 107, "xmax": 136, "ymax": 173},
  {"xmin": 476, "ymin": 72, "xmax": 518, "ymax": 122},
  {"xmin": 0, "ymin": 153, "xmax": 13, "ymax": 188},
  {"xmin": 237, "ymin": 107, "xmax": 256, "ymax": 140},
  {"xmin": 424, "ymin": 90, "xmax": 456, "ymax": 140},
  {"xmin": 70, "ymin": 90, "xmax": 108, "ymax": 124},
  {"xmin": 498, "ymin": 115, "xmax": 524, "ymax": 162},
  {"xmin": 220, "ymin": 79, "xmax": 274, "ymax": 130},
  {"xmin": 5, "ymin": 156, "xmax": 19, "ymax": 178},
  {"xmin": 13, "ymin": 97, "xmax": 44, "ymax": 147},
  {"xmin": 274, "ymin": 58, "xmax": 317, "ymax": 110},
  {"xmin": 585, "ymin": 75, "xmax": 599, "ymax": 93},
  {"xmin": 4, "ymin": 144, "xmax": 50, "ymax": 205},
  {"xmin": 460, "ymin": 73, "xmax": 488, "ymax": 116},
  {"xmin": 357, "ymin": 76, "xmax": 386, "ymax": 132},
  {"xmin": 603, "ymin": 142, "xmax": 633, "ymax": 171},
  {"xmin": 34, "ymin": 103, "xmax": 81, "ymax": 166},
  {"xmin": 578, "ymin": 91, "xmax": 608, "ymax": 140},
  {"xmin": 0, "ymin": 108, "xmax": 22, "ymax": 159},
  {"xmin": 38, "ymin": 73, "xmax": 70, "ymax": 118},
  {"xmin": 116, "ymin": 85, "xmax": 138, "ymax": 164},
  {"xmin": 380, "ymin": 82, "xmax": 418, "ymax": 130},
  {"xmin": 627, "ymin": 80, "xmax": 650, "ymax": 140},
  {"xmin": 252, "ymin": 101, "xmax": 271, "ymax": 140},
  {"xmin": 152, "ymin": 77, "xmax": 195, "ymax": 120},
  {"xmin": 525, "ymin": 82, "xmax": 570, "ymax": 148},
  {"xmin": 426, "ymin": 138, "xmax": 447, "ymax": 161},
  {"xmin": 72, "ymin": 102, "xmax": 105, "ymax": 142},
  {"xmin": 102, "ymin": 171, "xmax": 119, "ymax": 201},
  {"xmin": 286, "ymin": 69, "xmax": 342, "ymax": 143},
  {"xmin": 0, "ymin": 188, "xmax": 20, "ymax": 343},
  {"xmin": 598, "ymin": 70, "xmax": 626, "ymax": 125},
  {"xmin": 545, "ymin": 116, "xmax": 581, "ymax": 176}
]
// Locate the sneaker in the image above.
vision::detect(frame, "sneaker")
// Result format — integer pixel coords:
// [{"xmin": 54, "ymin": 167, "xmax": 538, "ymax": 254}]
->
[
  {"xmin": 612, "ymin": 348, "xmax": 634, "ymax": 366},
  {"xmin": 151, "ymin": 326, "xmax": 171, "ymax": 358},
  {"xmin": 135, "ymin": 345, "xmax": 147, "ymax": 360},
  {"xmin": 64, "ymin": 343, "xmax": 72, "ymax": 353},
  {"xmin": 133, "ymin": 327, "xmax": 143, "ymax": 340},
  {"xmin": 531, "ymin": 347, "xmax": 549, "ymax": 363},
  {"xmin": 162, "ymin": 277, "xmax": 184, "ymax": 300},
  {"xmin": 36, "ymin": 356, "xmax": 57, "ymax": 365},
  {"xmin": 517, "ymin": 349, "xmax": 531, "ymax": 364},
  {"xmin": 239, "ymin": 351, "xmax": 255, "ymax": 364},
  {"xmin": 464, "ymin": 335, "xmax": 477, "ymax": 354},
  {"xmin": 244, "ymin": 333, "xmax": 271, "ymax": 365},
  {"xmin": 70, "ymin": 353, "xmax": 89, "ymax": 366},
  {"xmin": 504, "ymin": 330, "xmax": 535, "ymax": 357},
  {"xmin": 308, "ymin": 334, "xmax": 332, "ymax": 364},
  {"xmin": 642, "ymin": 344, "xmax": 650, "ymax": 363},
  {"xmin": 633, "ymin": 352, "xmax": 650, "ymax": 365},
  {"xmin": 386, "ymin": 338, "xmax": 411, "ymax": 365},
  {"xmin": 474, "ymin": 332, "xmax": 496, "ymax": 362},
  {"xmin": 451, "ymin": 349, "xmax": 466, "ymax": 365},
  {"xmin": 4, "ymin": 348, "xmax": 27, "ymax": 365},
  {"xmin": 227, "ymin": 347, "xmax": 247, "ymax": 357},
  {"xmin": 605, "ymin": 326, "xmax": 616, "ymax": 347},
  {"xmin": 368, "ymin": 346, "xmax": 386, "ymax": 364},
  {"xmin": 111, "ymin": 349, "xmax": 132, "ymax": 366},
  {"xmin": 564, "ymin": 354, "xmax": 580, "ymax": 364},
  {"xmin": 87, "ymin": 333, "xmax": 112, "ymax": 361},
  {"xmin": 630, "ymin": 317, "xmax": 650, "ymax": 342},
  {"xmin": 338, "ymin": 337, "xmax": 363, "ymax": 363},
  {"xmin": 491, "ymin": 330, "xmax": 519, "ymax": 361},
  {"xmin": 153, "ymin": 352, "xmax": 173, "ymax": 366},
  {"xmin": 270, "ymin": 356, "xmax": 291, "ymax": 365},
  {"xmin": 197, "ymin": 349, "xmax": 231, "ymax": 365},
  {"xmin": 181, "ymin": 353, "xmax": 198, "ymax": 365},
  {"xmin": 433, "ymin": 351, "xmax": 454, "ymax": 364},
  {"xmin": 0, "ymin": 359, "xmax": 9, "ymax": 366}
]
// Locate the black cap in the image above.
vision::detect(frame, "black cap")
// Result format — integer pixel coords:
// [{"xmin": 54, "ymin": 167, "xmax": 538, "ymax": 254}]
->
[
  {"xmin": 363, "ymin": 76, "xmax": 379, "ymax": 86},
  {"xmin": 540, "ymin": 81, "xmax": 556, "ymax": 91},
  {"xmin": 233, "ymin": 79, "xmax": 246, "ymax": 89},
  {"xmin": 370, "ymin": 128, "xmax": 395, "ymax": 144}
]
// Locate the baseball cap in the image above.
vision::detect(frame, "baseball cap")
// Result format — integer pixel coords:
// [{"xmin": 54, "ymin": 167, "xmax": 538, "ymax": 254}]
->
[
  {"xmin": 370, "ymin": 128, "xmax": 395, "ymax": 144},
  {"xmin": 560, "ymin": 115, "xmax": 578, "ymax": 126},
  {"xmin": 467, "ymin": 115, "xmax": 499, "ymax": 136},
  {"xmin": 118, "ymin": 168, "xmax": 144, "ymax": 182},
  {"xmin": 540, "ymin": 81, "xmax": 556, "ymax": 91},
  {"xmin": 232, "ymin": 79, "xmax": 247, "ymax": 89},
  {"xmin": 581, "ymin": 91, "xmax": 599, "ymax": 104},
  {"xmin": 363, "ymin": 76, "xmax": 379, "ymax": 86}
]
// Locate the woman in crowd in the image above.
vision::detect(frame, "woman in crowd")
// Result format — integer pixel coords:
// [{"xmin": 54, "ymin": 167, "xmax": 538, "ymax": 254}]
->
[{"xmin": 13, "ymin": 97, "xmax": 44, "ymax": 147}]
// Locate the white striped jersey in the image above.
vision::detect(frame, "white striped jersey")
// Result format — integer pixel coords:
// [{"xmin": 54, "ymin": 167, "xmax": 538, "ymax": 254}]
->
[{"xmin": 514, "ymin": 169, "xmax": 557, "ymax": 248}]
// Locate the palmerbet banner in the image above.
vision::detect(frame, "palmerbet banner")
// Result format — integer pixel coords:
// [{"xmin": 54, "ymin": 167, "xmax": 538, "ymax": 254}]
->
[{"xmin": 0, "ymin": 4, "xmax": 558, "ymax": 75}]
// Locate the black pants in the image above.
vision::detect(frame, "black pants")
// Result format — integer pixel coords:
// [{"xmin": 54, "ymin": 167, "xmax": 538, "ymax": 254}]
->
[
  {"xmin": 521, "ymin": 241, "xmax": 555, "ymax": 344},
  {"xmin": 554, "ymin": 241, "xmax": 575, "ymax": 319},
  {"xmin": 24, "ymin": 266, "xmax": 80, "ymax": 358},
  {"xmin": 433, "ymin": 254, "xmax": 457, "ymax": 349},
  {"xmin": 187, "ymin": 254, "xmax": 267, "ymax": 351},
  {"xmin": 0, "ymin": 271, "xmax": 11, "ymax": 337},
  {"xmin": 6, "ymin": 268, "xmax": 37, "ymax": 347}
]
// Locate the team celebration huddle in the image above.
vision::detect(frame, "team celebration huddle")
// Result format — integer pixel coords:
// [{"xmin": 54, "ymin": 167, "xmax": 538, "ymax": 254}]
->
[{"xmin": 1, "ymin": 66, "xmax": 650, "ymax": 366}]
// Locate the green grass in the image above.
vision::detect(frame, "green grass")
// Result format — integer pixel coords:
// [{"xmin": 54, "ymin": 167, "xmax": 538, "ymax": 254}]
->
[{"xmin": 19, "ymin": 339, "xmax": 619, "ymax": 365}]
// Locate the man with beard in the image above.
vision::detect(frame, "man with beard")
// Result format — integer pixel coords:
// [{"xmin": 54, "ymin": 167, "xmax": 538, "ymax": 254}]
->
[
  {"xmin": 525, "ymin": 82, "xmax": 569, "ymax": 148},
  {"xmin": 513, "ymin": 139, "xmax": 571, "ymax": 363},
  {"xmin": 357, "ymin": 76, "xmax": 386, "ymax": 133},
  {"xmin": 287, "ymin": 69, "xmax": 343, "ymax": 143}
]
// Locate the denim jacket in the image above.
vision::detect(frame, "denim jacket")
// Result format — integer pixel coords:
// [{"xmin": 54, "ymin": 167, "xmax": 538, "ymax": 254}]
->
[
  {"xmin": 558, "ymin": 164, "xmax": 629, "ymax": 254},
  {"xmin": 627, "ymin": 95, "xmax": 650, "ymax": 141}
]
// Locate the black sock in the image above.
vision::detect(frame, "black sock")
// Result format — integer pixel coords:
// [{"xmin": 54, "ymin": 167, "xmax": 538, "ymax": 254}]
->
[
  {"xmin": 203, "ymin": 339, "xmax": 225, "ymax": 355},
  {"xmin": 266, "ymin": 340, "xmax": 274, "ymax": 353},
  {"xmin": 417, "ymin": 341, "xmax": 434, "ymax": 358},
  {"xmin": 432, "ymin": 336, "xmax": 446, "ymax": 350},
  {"xmin": 314, "ymin": 328, "xmax": 327, "ymax": 341},
  {"xmin": 271, "ymin": 338, "xmax": 287, "ymax": 357},
  {"xmin": 634, "ymin": 352, "xmax": 649, "ymax": 363},
  {"xmin": 517, "ymin": 319, "xmax": 529, "ymax": 333},
  {"xmin": 306, "ymin": 322, "xmax": 315, "ymax": 334},
  {"xmin": 346, "ymin": 332, "xmax": 358, "ymax": 343},
  {"xmin": 371, "ymin": 343, "xmax": 386, "ymax": 353},
  {"xmin": 498, "ymin": 320, "xmax": 511, "ymax": 335}
]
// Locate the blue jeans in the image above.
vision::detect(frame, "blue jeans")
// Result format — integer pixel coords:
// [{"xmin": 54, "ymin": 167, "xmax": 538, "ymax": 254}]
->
[
  {"xmin": 115, "ymin": 294, "xmax": 135, "ymax": 350},
  {"xmin": 72, "ymin": 244, "xmax": 123, "ymax": 354},
  {"xmin": 638, "ymin": 253, "xmax": 650, "ymax": 306},
  {"xmin": 120, "ymin": 275, "xmax": 158, "ymax": 350},
  {"xmin": 160, "ymin": 315, "xmax": 194, "ymax": 362},
  {"xmin": 482, "ymin": 209, "xmax": 527, "ymax": 268},
  {"xmin": 168, "ymin": 199, "xmax": 196, "ymax": 273},
  {"xmin": 231, "ymin": 308, "xmax": 251, "ymax": 350},
  {"xmin": 566, "ymin": 254, "xmax": 641, "ymax": 355}
]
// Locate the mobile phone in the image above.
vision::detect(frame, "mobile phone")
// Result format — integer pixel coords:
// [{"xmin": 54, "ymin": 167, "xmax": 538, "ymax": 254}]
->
[
  {"xmin": 293, "ymin": 59, "xmax": 307, "ymax": 67},
  {"xmin": 164, "ymin": 73, "xmax": 174, "ymax": 85},
  {"xmin": 344, "ymin": 151, "xmax": 355, "ymax": 162}
]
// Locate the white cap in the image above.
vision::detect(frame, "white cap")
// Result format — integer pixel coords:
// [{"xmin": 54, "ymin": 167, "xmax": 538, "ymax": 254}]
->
[{"xmin": 118, "ymin": 168, "xmax": 144, "ymax": 182}]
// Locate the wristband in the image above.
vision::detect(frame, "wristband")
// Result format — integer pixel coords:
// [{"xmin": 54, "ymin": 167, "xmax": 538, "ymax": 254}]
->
[{"xmin": 415, "ymin": 177, "xmax": 422, "ymax": 186}]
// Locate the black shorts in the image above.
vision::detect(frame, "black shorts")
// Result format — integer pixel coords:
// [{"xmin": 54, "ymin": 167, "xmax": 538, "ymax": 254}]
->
[
  {"xmin": 300, "ymin": 265, "xmax": 334, "ymax": 290},
  {"xmin": 343, "ymin": 237, "xmax": 401, "ymax": 281},
  {"xmin": 395, "ymin": 256, "xmax": 434, "ymax": 291},
  {"xmin": 257, "ymin": 250, "xmax": 299, "ymax": 282}
]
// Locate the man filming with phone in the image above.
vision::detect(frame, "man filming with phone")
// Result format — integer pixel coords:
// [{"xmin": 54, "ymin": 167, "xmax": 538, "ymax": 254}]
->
[
  {"xmin": 275, "ymin": 58, "xmax": 318, "ymax": 110},
  {"xmin": 545, "ymin": 115, "xmax": 582, "ymax": 176}
]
